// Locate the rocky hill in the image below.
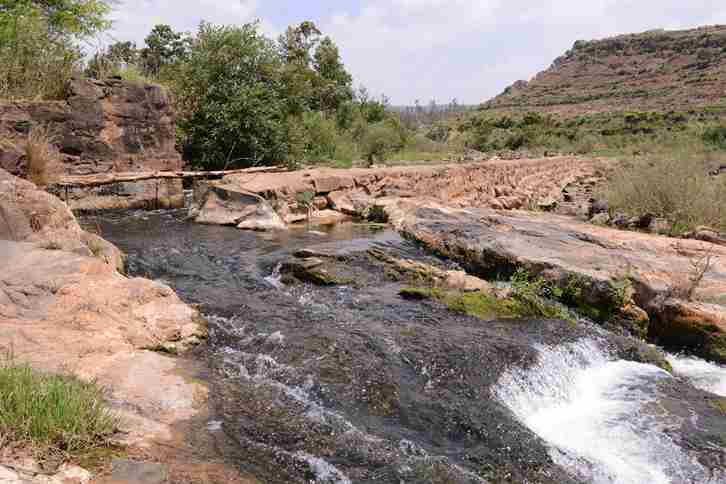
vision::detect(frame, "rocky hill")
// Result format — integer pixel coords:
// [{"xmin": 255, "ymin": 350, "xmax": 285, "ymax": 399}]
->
[{"xmin": 484, "ymin": 25, "xmax": 726, "ymax": 116}]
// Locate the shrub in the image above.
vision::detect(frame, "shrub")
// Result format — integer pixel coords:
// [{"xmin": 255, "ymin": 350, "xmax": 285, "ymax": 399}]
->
[
  {"xmin": 602, "ymin": 150, "xmax": 726, "ymax": 233},
  {"xmin": 360, "ymin": 121, "xmax": 404, "ymax": 163},
  {"xmin": 703, "ymin": 125, "xmax": 726, "ymax": 150},
  {"xmin": 0, "ymin": 363, "xmax": 116, "ymax": 454}
]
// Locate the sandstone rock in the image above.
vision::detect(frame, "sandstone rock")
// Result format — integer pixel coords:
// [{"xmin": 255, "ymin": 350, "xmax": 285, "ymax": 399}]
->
[
  {"xmin": 0, "ymin": 168, "xmax": 124, "ymax": 266},
  {"xmin": 102, "ymin": 459, "xmax": 167, "ymax": 484},
  {"xmin": 203, "ymin": 156, "xmax": 597, "ymax": 228},
  {"xmin": 312, "ymin": 196, "xmax": 328, "ymax": 210},
  {"xmin": 611, "ymin": 213, "xmax": 629, "ymax": 227},
  {"xmin": 194, "ymin": 185, "xmax": 259, "ymax": 226},
  {"xmin": 684, "ymin": 227, "xmax": 726, "ymax": 247},
  {"xmin": 236, "ymin": 203, "xmax": 286, "ymax": 231},
  {"xmin": 312, "ymin": 175, "xmax": 354, "ymax": 193},
  {"xmin": 307, "ymin": 209, "xmax": 349, "ymax": 226},
  {"xmin": 34, "ymin": 464, "xmax": 91, "ymax": 484}
]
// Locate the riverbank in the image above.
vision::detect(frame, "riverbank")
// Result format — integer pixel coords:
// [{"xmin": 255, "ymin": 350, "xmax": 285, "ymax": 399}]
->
[{"xmin": 0, "ymin": 169, "xmax": 254, "ymax": 483}]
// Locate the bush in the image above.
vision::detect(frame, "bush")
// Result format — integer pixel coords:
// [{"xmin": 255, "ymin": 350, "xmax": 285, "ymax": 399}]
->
[
  {"xmin": 602, "ymin": 150, "xmax": 726, "ymax": 233},
  {"xmin": 360, "ymin": 121, "xmax": 404, "ymax": 163},
  {"xmin": 176, "ymin": 23, "xmax": 288, "ymax": 169},
  {"xmin": 0, "ymin": 363, "xmax": 116, "ymax": 453},
  {"xmin": 703, "ymin": 125, "xmax": 726, "ymax": 150}
]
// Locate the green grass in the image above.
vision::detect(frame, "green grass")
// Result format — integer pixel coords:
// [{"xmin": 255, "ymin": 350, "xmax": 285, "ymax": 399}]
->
[{"xmin": 0, "ymin": 363, "xmax": 117, "ymax": 454}]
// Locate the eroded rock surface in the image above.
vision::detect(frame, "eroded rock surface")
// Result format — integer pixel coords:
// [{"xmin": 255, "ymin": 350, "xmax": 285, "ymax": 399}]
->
[
  {"xmin": 191, "ymin": 156, "xmax": 598, "ymax": 230},
  {"xmin": 393, "ymin": 204, "xmax": 726, "ymax": 362}
]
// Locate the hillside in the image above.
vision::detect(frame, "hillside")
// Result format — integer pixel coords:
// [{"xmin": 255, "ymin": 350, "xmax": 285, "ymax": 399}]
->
[{"xmin": 483, "ymin": 25, "xmax": 726, "ymax": 116}]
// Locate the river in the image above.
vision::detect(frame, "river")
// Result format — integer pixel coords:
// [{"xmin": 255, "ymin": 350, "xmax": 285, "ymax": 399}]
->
[{"xmin": 85, "ymin": 209, "xmax": 726, "ymax": 484}]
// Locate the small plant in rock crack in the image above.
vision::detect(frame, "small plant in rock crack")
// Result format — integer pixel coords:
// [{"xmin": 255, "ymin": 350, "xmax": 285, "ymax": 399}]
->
[
  {"xmin": 668, "ymin": 247, "xmax": 714, "ymax": 301},
  {"xmin": 296, "ymin": 190, "xmax": 316, "ymax": 225}
]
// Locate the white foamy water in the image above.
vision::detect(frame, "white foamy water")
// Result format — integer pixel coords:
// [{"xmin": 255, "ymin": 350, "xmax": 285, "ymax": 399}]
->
[
  {"xmin": 495, "ymin": 340, "xmax": 721, "ymax": 484},
  {"xmin": 667, "ymin": 354, "xmax": 726, "ymax": 397}
]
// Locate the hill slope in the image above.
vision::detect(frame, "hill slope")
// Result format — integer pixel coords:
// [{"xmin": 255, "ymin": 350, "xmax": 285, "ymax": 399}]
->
[{"xmin": 484, "ymin": 25, "xmax": 726, "ymax": 116}]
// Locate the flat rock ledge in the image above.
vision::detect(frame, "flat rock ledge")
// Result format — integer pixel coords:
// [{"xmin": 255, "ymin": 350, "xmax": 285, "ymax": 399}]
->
[
  {"xmin": 0, "ymin": 169, "xmax": 212, "ymax": 482},
  {"xmin": 387, "ymin": 200, "xmax": 726, "ymax": 363},
  {"xmin": 190, "ymin": 156, "xmax": 598, "ymax": 230}
]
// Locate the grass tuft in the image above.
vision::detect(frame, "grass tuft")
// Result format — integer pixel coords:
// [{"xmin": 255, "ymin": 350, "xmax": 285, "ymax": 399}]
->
[
  {"xmin": 0, "ymin": 362, "xmax": 117, "ymax": 454},
  {"xmin": 25, "ymin": 125, "xmax": 58, "ymax": 187}
]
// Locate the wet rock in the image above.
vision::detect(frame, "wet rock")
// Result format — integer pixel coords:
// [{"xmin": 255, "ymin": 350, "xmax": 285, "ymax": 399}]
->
[{"xmin": 280, "ymin": 258, "xmax": 344, "ymax": 286}]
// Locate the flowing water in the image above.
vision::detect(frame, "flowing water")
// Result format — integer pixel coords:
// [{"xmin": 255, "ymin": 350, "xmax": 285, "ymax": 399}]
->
[
  {"xmin": 495, "ymin": 340, "xmax": 726, "ymax": 484},
  {"xmin": 87, "ymin": 209, "xmax": 726, "ymax": 484}
]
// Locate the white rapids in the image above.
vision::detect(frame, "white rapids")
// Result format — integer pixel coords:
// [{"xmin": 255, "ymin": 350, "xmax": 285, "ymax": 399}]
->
[
  {"xmin": 494, "ymin": 339, "xmax": 726, "ymax": 484},
  {"xmin": 667, "ymin": 354, "xmax": 726, "ymax": 397}
]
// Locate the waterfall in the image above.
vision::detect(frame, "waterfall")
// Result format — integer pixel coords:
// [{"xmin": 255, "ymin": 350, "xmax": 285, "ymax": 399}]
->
[{"xmin": 494, "ymin": 339, "xmax": 723, "ymax": 484}]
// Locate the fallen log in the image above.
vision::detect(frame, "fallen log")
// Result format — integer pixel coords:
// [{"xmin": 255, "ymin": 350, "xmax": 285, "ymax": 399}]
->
[{"xmin": 51, "ymin": 166, "xmax": 287, "ymax": 188}]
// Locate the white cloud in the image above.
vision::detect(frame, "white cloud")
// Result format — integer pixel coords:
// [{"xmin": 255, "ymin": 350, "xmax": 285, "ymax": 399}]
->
[
  {"xmin": 323, "ymin": 0, "xmax": 726, "ymax": 104},
  {"xmin": 106, "ymin": 0, "xmax": 263, "ymax": 46}
]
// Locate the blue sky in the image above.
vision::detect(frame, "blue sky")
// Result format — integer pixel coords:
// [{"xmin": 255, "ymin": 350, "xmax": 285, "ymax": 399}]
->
[{"xmin": 108, "ymin": 1, "xmax": 726, "ymax": 105}]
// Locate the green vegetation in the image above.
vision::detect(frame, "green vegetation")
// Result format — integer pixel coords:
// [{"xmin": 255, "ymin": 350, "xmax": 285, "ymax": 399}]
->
[
  {"xmin": 452, "ymin": 109, "xmax": 726, "ymax": 158},
  {"xmin": 0, "ymin": 0, "xmax": 111, "ymax": 99},
  {"xmin": 0, "ymin": 361, "xmax": 116, "ymax": 455},
  {"xmin": 600, "ymin": 144, "xmax": 726, "ymax": 233}
]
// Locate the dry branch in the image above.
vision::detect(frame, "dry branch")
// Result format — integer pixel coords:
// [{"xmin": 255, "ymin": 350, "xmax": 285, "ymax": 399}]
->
[{"xmin": 51, "ymin": 166, "xmax": 287, "ymax": 188}]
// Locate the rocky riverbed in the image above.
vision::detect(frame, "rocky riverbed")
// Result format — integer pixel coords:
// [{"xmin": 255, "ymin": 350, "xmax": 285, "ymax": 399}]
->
[{"xmin": 92, "ymin": 208, "xmax": 726, "ymax": 484}]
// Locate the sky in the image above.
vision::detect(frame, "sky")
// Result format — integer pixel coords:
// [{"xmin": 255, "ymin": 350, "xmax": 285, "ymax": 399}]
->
[{"xmin": 108, "ymin": 1, "xmax": 726, "ymax": 105}]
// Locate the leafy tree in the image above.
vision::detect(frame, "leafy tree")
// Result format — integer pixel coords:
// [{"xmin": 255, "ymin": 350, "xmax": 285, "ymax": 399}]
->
[
  {"xmin": 86, "ymin": 40, "xmax": 138, "ymax": 79},
  {"xmin": 140, "ymin": 24, "xmax": 190, "ymax": 77},
  {"xmin": 313, "ymin": 37, "xmax": 353, "ymax": 113},
  {"xmin": 175, "ymin": 22, "xmax": 287, "ymax": 168},
  {"xmin": 0, "ymin": 0, "xmax": 111, "ymax": 37},
  {"xmin": 0, "ymin": 0, "xmax": 111, "ymax": 98}
]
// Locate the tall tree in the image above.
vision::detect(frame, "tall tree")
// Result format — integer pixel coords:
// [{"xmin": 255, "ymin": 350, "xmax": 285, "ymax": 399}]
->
[
  {"xmin": 313, "ymin": 36, "xmax": 353, "ymax": 113},
  {"xmin": 140, "ymin": 24, "xmax": 190, "ymax": 77}
]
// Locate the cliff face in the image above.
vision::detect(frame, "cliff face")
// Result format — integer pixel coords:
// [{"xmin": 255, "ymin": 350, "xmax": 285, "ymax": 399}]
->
[
  {"xmin": 0, "ymin": 78, "xmax": 184, "ymax": 210},
  {"xmin": 484, "ymin": 25, "xmax": 726, "ymax": 116}
]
